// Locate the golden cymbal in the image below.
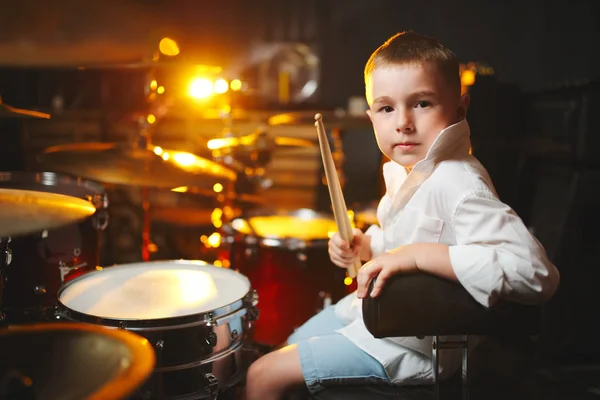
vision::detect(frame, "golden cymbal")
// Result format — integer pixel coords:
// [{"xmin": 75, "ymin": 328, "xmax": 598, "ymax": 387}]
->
[
  {"xmin": 207, "ymin": 131, "xmax": 315, "ymax": 152},
  {"xmin": 0, "ymin": 98, "xmax": 51, "ymax": 119},
  {"xmin": 38, "ymin": 142, "xmax": 236, "ymax": 190},
  {"xmin": 0, "ymin": 188, "xmax": 96, "ymax": 237},
  {"xmin": 268, "ymin": 111, "xmax": 371, "ymax": 130}
]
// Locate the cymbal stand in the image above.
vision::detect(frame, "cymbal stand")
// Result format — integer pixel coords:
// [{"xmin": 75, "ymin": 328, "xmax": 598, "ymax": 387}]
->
[
  {"xmin": 135, "ymin": 69, "xmax": 161, "ymax": 262},
  {"xmin": 0, "ymin": 237, "xmax": 12, "ymax": 327},
  {"xmin": 135, "ymin": 116, "xmax": 156, "ymax": 262}
]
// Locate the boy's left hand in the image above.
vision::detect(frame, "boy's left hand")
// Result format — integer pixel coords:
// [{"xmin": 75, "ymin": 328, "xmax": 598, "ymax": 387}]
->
[{"xmin": 356, "ymin": 246, "xmax": 418, "ymax": 299}]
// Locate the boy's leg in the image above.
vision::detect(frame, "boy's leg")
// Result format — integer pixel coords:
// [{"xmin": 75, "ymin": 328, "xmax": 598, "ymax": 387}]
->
[
  {"xmin": 245, "ymin": 306, "xmax": 342, "ymax": 399},
  {"xmin": 246, "ymin": 332, "xmax": 391, "ymax": 400},
  {"xmin": 245, "ymin": 343, "xmax": 304, "ymax": 400},
  {"xmin": 286, "ymin": 305, "xmax": 344, "ymax": 344}
]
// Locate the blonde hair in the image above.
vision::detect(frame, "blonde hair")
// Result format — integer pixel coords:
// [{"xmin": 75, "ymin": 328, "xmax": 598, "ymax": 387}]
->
[{"xmin": 364, "ymin": 31, "xmax": 461, "ymax": 98}]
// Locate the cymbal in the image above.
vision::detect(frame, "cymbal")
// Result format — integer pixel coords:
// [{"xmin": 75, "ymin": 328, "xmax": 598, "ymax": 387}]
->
[
  {"xmin": 0, "ymin": 323, "xmax": 155, "ymax": 400},
  {"xmin": 268, "ymin": 110, "xmax": 371, "ymax": 130},
  {"xmin": 0, "ymin": 98, "xmax": 51, "ymax": 119},
  {"xmin": 38, "ymin": 142, "xmax": 237, "ymax": 190},
  {"xmin": 0, "ymin": 188, "xmax": 96, "ymax": 237},
  {"xmin": 207, "ymin": 130, "xmax": 315, "ymax": 152}
]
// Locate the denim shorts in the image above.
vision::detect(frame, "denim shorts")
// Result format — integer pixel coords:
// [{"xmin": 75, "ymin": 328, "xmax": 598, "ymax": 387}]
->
[{"xmin": 287, "ymin": 306, "xmax": 391, "ymax": 394}]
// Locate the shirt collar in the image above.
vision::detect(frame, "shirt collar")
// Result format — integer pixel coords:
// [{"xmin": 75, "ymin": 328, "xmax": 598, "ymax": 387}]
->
[{"xmin": 382, "ymin": 119, "xmax": 471, "ymax": 199}]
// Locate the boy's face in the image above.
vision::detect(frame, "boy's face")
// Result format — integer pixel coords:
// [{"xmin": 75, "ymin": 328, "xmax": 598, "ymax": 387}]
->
[{"xmin": 366, "ymin": 62, "xmax": 469, "ymax": 169}]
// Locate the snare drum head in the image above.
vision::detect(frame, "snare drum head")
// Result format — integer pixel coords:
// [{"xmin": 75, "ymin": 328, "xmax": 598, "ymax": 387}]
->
[
  {"xmin": 232, "ymin": 209, "xmax": 338, "ymax": 240},
  {"xmin": 58, "ymin": 260, "xmax": 250, "ymax": 320}
]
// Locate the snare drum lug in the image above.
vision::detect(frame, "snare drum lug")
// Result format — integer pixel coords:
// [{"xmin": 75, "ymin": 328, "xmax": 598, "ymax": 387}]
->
[
  {"xmin": 206, "ymin": 331, "xmax": 218, "ymax": 347},
  {"xmin": 248, "ymin": 306, "xmax": 260, "ymax": 322},
  {"xmin": 204, "ymin": 312, "xmax": 215, "ymax": 327},
  {"xmin": 154, "ymin": 339, "xmax": 164, "ymax": 365},
  {"xmin": 202, "ymin": 372, "xmax": 219, "ymax": 398},
  {"xmin": 118, "ymin": 321, "xmax": 126, "ymax": 330},
  {"xmin": 231, "ymin": 329, "xmax": 239, "ymax": 340}
]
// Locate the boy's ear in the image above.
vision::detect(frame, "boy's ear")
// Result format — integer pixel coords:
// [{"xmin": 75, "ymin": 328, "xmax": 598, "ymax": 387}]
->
[
  {"xmin": 366, "ymin": 108, "xmax": 372, "ymax": 121},
  {"xmin": 457, "ymin": 93, "xmax": 470, "ymax": 121}
]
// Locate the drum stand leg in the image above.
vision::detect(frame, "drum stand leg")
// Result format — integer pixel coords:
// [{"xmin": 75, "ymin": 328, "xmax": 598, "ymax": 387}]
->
[
  {"xmin": 0, "ymin": 237, "xmax": 12, "ymax": 327},
  {"xmin": 141, "ymin": 188, "xmax": 152, "ymax": 262}
]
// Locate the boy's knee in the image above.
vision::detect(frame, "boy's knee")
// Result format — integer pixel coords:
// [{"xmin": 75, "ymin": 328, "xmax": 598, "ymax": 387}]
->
[{"xmin": 246, "ymin": 356, "xmax": 272, "ymax": 384}]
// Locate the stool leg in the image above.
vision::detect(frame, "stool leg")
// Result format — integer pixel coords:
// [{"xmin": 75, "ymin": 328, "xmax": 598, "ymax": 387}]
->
[
  {"xmin": 462, "ymin": 336, "xmax": 469, "ymax": 400},
  {"xmin": 433, "ymin": 336, "xmax": 439, "ymax": 400}
]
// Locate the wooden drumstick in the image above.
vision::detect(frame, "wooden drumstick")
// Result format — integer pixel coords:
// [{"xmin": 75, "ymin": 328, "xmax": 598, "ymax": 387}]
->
[{"xmin": 315, "ymin": 113, "xmax": 361, "ymax": 278}]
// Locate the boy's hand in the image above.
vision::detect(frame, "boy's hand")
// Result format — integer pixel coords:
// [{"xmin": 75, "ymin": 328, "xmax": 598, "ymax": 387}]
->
[
  {"xmin": 356, "ymin": 246, "xmax": 418, "ymax": 299},
  {"xmin": 328, "ymin": 228, "xmax": 366, "ymax": 269}
]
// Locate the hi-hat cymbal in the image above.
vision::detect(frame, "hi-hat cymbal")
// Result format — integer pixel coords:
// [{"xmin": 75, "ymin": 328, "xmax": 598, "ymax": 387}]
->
[
  {"xmin": 38, "ymin": 142, "xmax": 236, "ymax": 190},
  {"xmin": 268, "ymin": 110, "xmax": 371, "ymax": 130},
  {"xmin": 0, "ymin": 188, "xmax": 96, "ymax": 237}
]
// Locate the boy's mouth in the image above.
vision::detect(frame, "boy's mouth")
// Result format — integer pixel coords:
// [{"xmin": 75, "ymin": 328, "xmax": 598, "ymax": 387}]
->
[{"xmin": 395, "ymin": 142, "xmax": 419, "ymax": 150}]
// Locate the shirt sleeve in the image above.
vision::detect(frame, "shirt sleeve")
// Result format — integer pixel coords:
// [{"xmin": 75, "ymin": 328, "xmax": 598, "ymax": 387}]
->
[
  {"xmin": 365, "ymin": 224, "xmax": 385, "ymax": 258},
  {"xmin": 448, "ymin": 191, "xmax": 560, "ymax": 307}
]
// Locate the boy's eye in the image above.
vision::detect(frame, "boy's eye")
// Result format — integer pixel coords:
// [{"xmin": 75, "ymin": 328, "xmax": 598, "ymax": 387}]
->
[
  {"xmin": 415, "ymin": 101, "xmax": 431, "ymax": 108},
  {"xmin": 379, "ymin": 106, "xmax": 394, "ymax": 113}
]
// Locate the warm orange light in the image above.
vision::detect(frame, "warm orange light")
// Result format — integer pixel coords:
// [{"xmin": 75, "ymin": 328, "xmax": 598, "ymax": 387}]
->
[
  {"xmin": 150, "ymin": 80, "xmax": 158, "ymax": 91},
  {"xmin": 206, "ymin": 232, "xmax": 221, "ymax": 248},
  {"xmin": 147, "ymin": 114, "xmax": 156, "ymax": 124},
  {"xmin": 159, "ymin": 37, "xmax": 180, "ymax": 56},
  {"xmin": 213, "ymin": 183, "xmax": 223, "ymax": 193},
  {"xmin": 214, "ymin": 79, "xmax": 229, "ymax": 94},
  {"xmin": 461, "ymin": 69, "xmax": 476, "ymax": 87},
  {"xmin": 190, "ymin": 78, "xmax": 213, "ymax": 99},
  {"xmin": 157, "ymin": 86, "xmax": 165, "ymax": 94},
  {"xmin": 230, "ymin": 79, "xmax": 242, "ymax": 91},
  {"xmin": 344, "ymin": 277, "xmax": 353, "ymax": 286}
]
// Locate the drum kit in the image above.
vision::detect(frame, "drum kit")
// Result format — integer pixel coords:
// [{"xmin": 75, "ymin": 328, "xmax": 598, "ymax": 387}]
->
[{"xmin": 0, "ymin": 94, "xmax": 367, "ymax": 398}]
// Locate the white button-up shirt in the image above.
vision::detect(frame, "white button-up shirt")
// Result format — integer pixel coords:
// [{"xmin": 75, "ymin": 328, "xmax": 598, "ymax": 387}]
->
[{"xmin": 334, "ymin": 119, "xmax": 560, "ymax": 383}]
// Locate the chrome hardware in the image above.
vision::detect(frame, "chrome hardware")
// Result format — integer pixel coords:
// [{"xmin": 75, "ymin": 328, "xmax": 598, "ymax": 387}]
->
[
  {"xmin": 0, "ymin": 237, "xmax": 12, "ymax": 267},
  {"xmin": 33, "ymin": 285, "xmax": 47, "ymax": 296},
  {"xmin": 205, "ymin": 331, "xmax": 217, "ymax": 347},
  {"xmin": 92, "ymin": 209, "xmax": 109, "ymax": 231},
  {"xmin": 58, "ymin": 261, "xmax": 88, "ymax": 282},
  {"xmin": 204, "ymin": 312, "xmax": 215, "ymax": 327}
]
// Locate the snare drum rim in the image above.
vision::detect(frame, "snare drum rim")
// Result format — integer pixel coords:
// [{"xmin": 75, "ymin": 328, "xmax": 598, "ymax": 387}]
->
[
  {"xmin": 56, "ymin": 260, "xmax": 255, "ymax": 330},
  {"xmin": 0, "ymin": 171, "xmax": 105, "ymax": 199}
]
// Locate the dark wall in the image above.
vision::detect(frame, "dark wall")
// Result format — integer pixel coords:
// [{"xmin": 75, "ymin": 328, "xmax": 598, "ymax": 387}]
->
[{"xmin": 317, "ymin": 0, "xmax": 600, "ymax": 106}]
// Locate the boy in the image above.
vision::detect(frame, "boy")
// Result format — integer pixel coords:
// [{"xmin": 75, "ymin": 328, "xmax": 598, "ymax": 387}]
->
[{"xmin": 244, "ymin": 31, "xmax": 560, "ymax": 400}]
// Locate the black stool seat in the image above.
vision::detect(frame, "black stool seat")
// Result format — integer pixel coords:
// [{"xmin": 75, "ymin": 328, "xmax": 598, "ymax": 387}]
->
[{"xmin": 363, "ymin": 273, "xmax": 541, "ymax": 338}]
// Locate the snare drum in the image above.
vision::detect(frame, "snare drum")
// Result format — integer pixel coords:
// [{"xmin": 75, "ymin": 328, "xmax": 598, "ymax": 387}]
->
[
  {"xmin": 57, "ymin": 260, "xmax": 258, "ymax": 400},
  {"xmin": 220, "ymin": 209, "xmax": 350, "ymax": 346},
  {"xmin": 0, "ymin": 172, "xmax": 108, "ymax": 323}
]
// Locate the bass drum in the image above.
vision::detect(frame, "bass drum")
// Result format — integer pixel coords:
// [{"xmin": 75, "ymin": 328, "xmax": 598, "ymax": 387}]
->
[
  {"xmin": 220, "ymin": 208, "xmax": 351, "ymax": 346},
  {"xmin": 0, "ymin": 172, "xmax": 108, "ymax": 323},
  {"xmin": 57, "ymin": 260, "xmax": 258, "ymax": 400}
]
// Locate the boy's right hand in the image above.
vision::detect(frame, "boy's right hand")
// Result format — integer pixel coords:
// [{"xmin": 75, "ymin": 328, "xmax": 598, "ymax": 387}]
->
[{"xmin": 328, "ymin": 228, "xmax": 367, "ymax": 269}]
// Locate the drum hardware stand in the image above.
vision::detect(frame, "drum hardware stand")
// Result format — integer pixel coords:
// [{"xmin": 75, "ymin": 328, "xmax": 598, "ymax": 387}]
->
[
  {"xmin": 0, "ymin": 237, "xmax": 12, "ymax": 326},
  {"xmin": 58, "ymin": 261, "xmax": 88, "ymax": 283}
]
